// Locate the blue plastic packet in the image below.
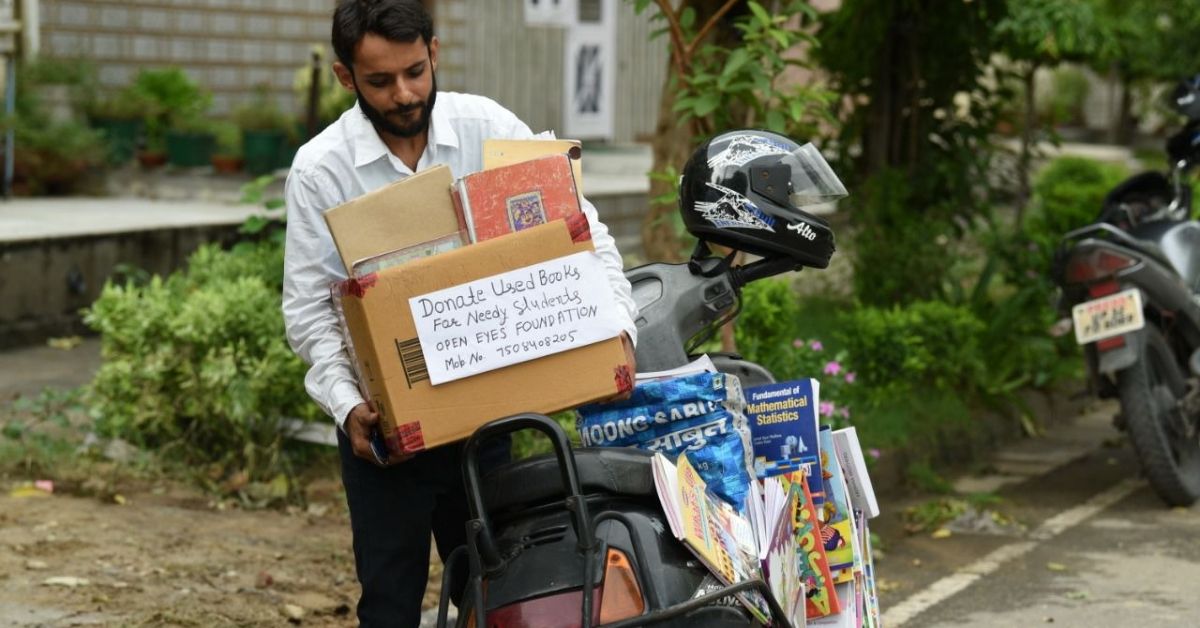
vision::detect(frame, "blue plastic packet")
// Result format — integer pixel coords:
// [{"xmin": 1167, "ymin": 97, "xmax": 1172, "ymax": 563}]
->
[{"xmin": 576, "ymin": 371, "xmax": 755, "ymax": 510}]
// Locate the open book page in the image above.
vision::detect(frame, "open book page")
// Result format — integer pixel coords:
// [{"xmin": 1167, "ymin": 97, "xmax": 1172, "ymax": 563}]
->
[
  {"xmin": 761, "ymin": 476, "xmax": 805, "ymax": 627},
  {"xmin": 652, "ymin": 453, "xmax": 771, "ymax": 624}
]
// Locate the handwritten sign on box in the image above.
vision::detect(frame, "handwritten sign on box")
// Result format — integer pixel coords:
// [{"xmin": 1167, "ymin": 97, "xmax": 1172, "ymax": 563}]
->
[{"xmin": 409, "ymin": 251, "xmax": 625, "ymax": 385}]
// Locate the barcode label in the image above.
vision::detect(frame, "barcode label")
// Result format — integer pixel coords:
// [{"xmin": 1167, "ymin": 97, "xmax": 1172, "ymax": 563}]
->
[{"xmin": 396, "ymin": 338, "xmax": 429, "ymax": 388}]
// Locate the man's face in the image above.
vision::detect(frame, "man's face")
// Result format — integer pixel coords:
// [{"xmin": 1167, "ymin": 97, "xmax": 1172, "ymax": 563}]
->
[{"xmin": 335, "ymin": 33, "xmax": 438, "ymax": 139}]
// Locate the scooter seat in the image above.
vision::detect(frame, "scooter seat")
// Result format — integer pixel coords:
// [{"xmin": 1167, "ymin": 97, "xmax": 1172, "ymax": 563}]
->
[{"xmin": 482, "ymin": 447, "xmax": 657, "ymax": 513}]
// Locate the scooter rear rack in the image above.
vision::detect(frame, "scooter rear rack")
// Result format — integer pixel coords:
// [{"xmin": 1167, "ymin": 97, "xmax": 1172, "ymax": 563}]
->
[{"xmin": 438, "ymin": 413, "xmax": 794, "ymax": 628}]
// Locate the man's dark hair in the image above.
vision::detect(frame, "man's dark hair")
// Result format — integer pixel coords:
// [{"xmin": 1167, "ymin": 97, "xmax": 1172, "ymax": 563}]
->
[{"xmin": 332, "ymin": 0, "xmax": 434, "ymax": 69}]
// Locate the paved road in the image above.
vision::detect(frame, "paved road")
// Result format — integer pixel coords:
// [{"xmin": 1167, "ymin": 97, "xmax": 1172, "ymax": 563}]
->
[{"xmin": 878, "ymin": 400, "xmax": 1200, "ymax": 627}]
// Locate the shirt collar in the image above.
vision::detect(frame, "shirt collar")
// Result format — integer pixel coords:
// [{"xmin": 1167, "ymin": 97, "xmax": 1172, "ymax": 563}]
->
[{"xmin": 350, "ymin": 99, "xmax": 460, "ymax": 170}]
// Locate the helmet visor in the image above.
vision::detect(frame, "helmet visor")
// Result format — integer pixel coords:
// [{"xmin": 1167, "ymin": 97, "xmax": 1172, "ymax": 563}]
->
[{"xmin": 782, "ymin": 143, "xmax": 848, "ymax": 207}]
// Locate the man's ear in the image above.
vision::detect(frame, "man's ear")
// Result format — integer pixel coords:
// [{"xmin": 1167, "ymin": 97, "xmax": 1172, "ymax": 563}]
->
[
  {"xmin": 332, "ymin": 61, "xmax": 355, "ymax": 92},
  {"xmin": 428, "ymin": 36, "xmax": 439, "ymax": 72}
]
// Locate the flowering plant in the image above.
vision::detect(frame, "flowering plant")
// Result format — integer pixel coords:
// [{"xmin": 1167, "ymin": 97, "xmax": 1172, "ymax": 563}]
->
[{"xmin": 789, "ymin": 337, "xmax": 857, "ymax": 428}]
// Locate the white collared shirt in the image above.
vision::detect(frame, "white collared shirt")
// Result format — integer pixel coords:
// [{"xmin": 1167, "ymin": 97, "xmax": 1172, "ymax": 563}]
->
[{"xmin": 282, "ymin": 93, "xmax": 637, "ymax": 429}]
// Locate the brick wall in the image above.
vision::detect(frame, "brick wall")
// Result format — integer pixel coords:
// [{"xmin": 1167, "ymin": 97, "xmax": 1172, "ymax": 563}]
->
[{"xmin": 41, "ymin": 0, "xmax": 334, "ymax": 115}]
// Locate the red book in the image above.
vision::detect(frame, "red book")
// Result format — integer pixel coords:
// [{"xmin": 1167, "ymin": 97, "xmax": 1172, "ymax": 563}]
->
[{"xmin": 453, "ymin": 153, "xmax": 583, "ymax": 243}]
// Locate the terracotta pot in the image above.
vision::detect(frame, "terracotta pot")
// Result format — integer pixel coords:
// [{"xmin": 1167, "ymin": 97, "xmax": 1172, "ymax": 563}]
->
[
  {"xmin": 211, "ymin": 155, "xmax": 244, "ymax": 174},
  {"xmin": 137, "ymin": 151, "xmax": 167, "ymax": 169}
]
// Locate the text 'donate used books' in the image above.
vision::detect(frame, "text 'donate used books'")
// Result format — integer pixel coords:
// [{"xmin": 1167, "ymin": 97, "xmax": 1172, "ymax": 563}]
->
[{"xmin": 408, "ymin": 251, "xmax": 625, "ymax": 385}]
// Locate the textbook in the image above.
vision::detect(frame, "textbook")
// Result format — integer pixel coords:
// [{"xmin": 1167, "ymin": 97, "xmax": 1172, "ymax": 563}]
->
[
  {"xmin": 832, "ymin": 426, "xmax": 880, "ymax": 519},
  {"xmin": 745, "ymin": 379, "xmax": 825, "ymax": 501},
  {"xmin": 652, "ymin": 452, "xmax": 771, "ymax": 624},
  {"xmin": 818, "ymin": 427, "xmax": 856, "ymax": 578},
  {"xmin": 452, "ymin": 153, "xmax": 584, "ymax": 243}
]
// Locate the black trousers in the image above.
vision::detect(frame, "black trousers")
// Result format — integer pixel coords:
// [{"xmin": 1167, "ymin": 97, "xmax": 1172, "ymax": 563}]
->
[{"xmin": 337, "ymin": 430, "xmax": 509, "ymax": 628}]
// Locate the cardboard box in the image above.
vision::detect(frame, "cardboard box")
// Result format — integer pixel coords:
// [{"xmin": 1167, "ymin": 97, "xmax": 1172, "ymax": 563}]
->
[
  {"xmin": 322, "ymin": 164, "xmax": 464, "ymax": 274},
  {"xmin": 338, "ymin": 219, "xmax": 633, "ymax": 455}
]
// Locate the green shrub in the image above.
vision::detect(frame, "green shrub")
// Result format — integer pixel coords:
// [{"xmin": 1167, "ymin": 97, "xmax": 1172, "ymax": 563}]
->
[
  {"xmin": 1027, "ymin": 156, "xmax": 1127, "ymax": 244},
  {"xmin": 83, "ymin": 238, "xmax": 318, "ymax": 491},
  {"xmin": 1040, "ymin": 66, "xmax": 1091, "ymax": 126},
  {"xmin": 734, "ymin": 278, "xmax": 802, "ymax": 376},
  {"xmin": 836, "ymin": 300, "xmax": 984, "ymax": 393},
  {"xmin": 851, "ymin": 169, "xmax": 953, "ymax": 306},
  {"xmin": 732, "ymin": 280, "xmax": 860, "ymax": 424}
]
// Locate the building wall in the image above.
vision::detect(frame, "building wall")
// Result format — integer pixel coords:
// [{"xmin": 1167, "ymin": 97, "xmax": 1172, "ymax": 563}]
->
[
  {"xmin": 437, "ymin": 0, "xmax": 668, "ymax": 144},
  {"xmin": 37, "ymin": 0, "xmax": 668, "ymax": 141},
  {"xmin": 39, "ymin": 0, "xmax": 333, "ymax": 115}
]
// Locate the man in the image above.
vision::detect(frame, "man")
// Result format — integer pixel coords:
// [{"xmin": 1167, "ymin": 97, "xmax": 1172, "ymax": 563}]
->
[{"xmin": 281, "ymin": 1, "xmax": 637, "ymax": 625}]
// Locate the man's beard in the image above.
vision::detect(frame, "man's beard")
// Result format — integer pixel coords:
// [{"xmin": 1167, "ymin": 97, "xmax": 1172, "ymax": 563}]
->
[{"xmin": 356, "ymin": 72, "xmax": 438, "ymax": 139}]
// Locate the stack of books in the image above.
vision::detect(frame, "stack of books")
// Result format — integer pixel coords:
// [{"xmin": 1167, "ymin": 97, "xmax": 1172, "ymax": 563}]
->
[{"xmin": 635, "ymin": 371, "xmax": 882, "ymax": 627}]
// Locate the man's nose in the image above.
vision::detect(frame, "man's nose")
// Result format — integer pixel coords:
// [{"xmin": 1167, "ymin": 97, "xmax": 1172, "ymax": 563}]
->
[{"xmin": 392, "ymin": 78, "xmax": 419, "ymax": 105}]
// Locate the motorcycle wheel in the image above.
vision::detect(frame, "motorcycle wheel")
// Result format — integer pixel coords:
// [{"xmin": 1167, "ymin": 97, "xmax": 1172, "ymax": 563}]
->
[{"xmin": 1117, "ymin": 326, "xmax": 1200, "ymax": 507}]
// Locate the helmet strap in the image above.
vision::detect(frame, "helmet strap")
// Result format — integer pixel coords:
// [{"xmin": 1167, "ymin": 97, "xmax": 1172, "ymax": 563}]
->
[{"xmin": 688, "ymin": 240, "xmax": 737, "ymax": 278}]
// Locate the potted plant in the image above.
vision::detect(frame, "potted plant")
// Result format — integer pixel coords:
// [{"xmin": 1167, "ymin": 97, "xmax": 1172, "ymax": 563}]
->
[
  {"xmin": 166, "ymin": 111, "xmax": 217, "ymax": 168},
  {"xmin": 211, "ymin": 120, "xmax": 243, "ymax": 174},
  {"xmin": 129, "ymin": 68, "xmax": 212, "ymax": 168},
  {"xmin": 86, "ymin": 87, "xmax": 151, "ymax": 165},
  {"xmin": 234, "ymin": 84, "xmax": 292, "ymax": 176}
]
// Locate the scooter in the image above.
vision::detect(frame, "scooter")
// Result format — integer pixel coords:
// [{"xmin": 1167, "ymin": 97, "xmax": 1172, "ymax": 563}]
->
[
  {"xmin": 1052, "ymin": 76, "xmax": 1200, "ymax": 507},
  {"xmin": 436, "ymin": 131, "xmax": 845, "ymax": 627}
]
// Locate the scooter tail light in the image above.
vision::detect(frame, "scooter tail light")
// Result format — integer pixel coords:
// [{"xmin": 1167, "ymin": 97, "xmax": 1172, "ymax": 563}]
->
[
  {"xmin": 1064, "ymin": 248, "xmax": 1138, "ymax": 284},
  {"xmin": 477, "ymin": 549, "xmax": 643, "ymax": 628},
  {"xmin": 598, "ymin": 549, "xmax": 646, "ymax": 623}
]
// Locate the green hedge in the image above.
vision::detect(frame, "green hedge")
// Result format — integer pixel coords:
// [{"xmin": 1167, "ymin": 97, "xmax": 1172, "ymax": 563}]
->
[{"xmin": 84, "ymin": 237, "xmax": 318, "ymax": 486}]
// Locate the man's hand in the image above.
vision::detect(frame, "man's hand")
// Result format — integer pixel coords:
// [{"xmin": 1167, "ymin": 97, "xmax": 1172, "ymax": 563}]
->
[{"xmin": 345, "ymin": 402, "xmax": 412, "ymax": 466}]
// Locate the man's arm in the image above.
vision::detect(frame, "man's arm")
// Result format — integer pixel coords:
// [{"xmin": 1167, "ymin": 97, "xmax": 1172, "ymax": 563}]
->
[{"xmin": 281, "ymin": 169, "xmax": 366, "ymax": 432}]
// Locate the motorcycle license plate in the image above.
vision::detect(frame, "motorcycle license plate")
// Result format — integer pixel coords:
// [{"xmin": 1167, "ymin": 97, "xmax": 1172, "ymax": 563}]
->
[{"xmin": 1072, "ymin": 288, "xmax": 1144, "ymax": 345}]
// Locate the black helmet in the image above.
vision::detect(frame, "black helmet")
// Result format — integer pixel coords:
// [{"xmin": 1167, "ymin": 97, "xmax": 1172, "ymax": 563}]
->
[
  {"xmin": 1170, "ymin": 74, "xmax": 1200, "ymax": 122},
  {"xmin": 678, "ymin": 130, "xmax": 846, "ymax": 269}
]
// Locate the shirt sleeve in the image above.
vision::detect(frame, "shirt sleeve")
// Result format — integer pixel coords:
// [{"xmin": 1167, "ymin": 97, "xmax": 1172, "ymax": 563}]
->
[
  {"xmin": 281, "ymin": 168, "xmax": 364, "ymax": 431},
  {"xmin": 490, "ymin": 107, "xmax": 639, "ymax": 346}
]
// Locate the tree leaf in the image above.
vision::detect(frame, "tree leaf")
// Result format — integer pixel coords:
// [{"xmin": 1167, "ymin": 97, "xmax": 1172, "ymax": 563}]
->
[
  {"xmin": 748, "ymin": 1, "xmax": 772, "ymax": 28},
  {"xmin": 680, "ymin": 7, "xmax": 696, "ymax": 31},
  {"xmin": 694, "ymin": 93, "xmax": 721, "ymax": 117}
]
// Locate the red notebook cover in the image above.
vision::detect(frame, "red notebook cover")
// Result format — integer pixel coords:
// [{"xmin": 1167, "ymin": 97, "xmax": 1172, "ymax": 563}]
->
[{"xmin": 453, "ymin": 153, "xmax": 583, "ymax": 243}]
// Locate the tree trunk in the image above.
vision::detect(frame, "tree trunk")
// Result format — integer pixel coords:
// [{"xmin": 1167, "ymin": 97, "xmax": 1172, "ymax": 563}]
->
[
  {"xmin": 640, "ymin": 77, "xmax": 695, "ymax": 263},
  {"xmin": 1115, "ymin": 74, "xmax": 1135, "ymax": 146},
  {"xmin": 639, "ymin": 0, "xmax": 748, "ymax": 263},
  {"xmin": 1016, "ymin": 64, "xmax": 1037, "ymax": 227}
]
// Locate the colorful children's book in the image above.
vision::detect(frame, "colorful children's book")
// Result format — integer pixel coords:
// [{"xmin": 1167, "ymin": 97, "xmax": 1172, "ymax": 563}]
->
[
  {"xmin": 652, "ymin": 453, "xmax": 771, "ymax": 624},
  {"xmin": 783, "ymin": 470, "xmax": 841, "ymax": 620},
  {"xmin": 818, "ymin": 427, "xmax": 856, "ymax": 579},
  {"xmin": 760, "ymin": 475, "xmax": 806, "ymax": 627},
  {"xmin": 745, "ymin": 380, "xmax": 825, "ymax": 504},
  {"xmin": 452, "ymin": 153, "xmax": 583, "ymax": 243}
]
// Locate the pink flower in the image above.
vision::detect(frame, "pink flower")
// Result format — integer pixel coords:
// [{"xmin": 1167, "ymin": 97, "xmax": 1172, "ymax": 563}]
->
[
  {"xmin": 839, "ymin": 406, "xmax": 851, "ymax": 419},
  {"xmin": 793, "ymin": 339, "xmax": 806, "ymax": 349},
  {"xmin": 844, "ymin": 372, "xmax": 857, "ymax": 384},
  {"xmin": 823, "ymin": 361, "xmax": 842, "ymax": 376},
  {"xmin": 809, "ymin": 340, "xmax": 824, "ymax": 351},
  {"xmin": 820, "ymin": 402, "xmax": 835, "ymax": 417},
  {"xmin": 868, "ymin": 448, "xmax": 882, "ymax": 460}
]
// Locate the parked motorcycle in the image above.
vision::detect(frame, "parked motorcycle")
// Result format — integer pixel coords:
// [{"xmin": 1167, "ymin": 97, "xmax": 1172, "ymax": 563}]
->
[
  {"xmin": 1052, "ymin": 75, "xmax": 1200, "ymax": 508},
  {"xmin": 435, "ymin": 130, "xmax": 847, "ymax": 627}
]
